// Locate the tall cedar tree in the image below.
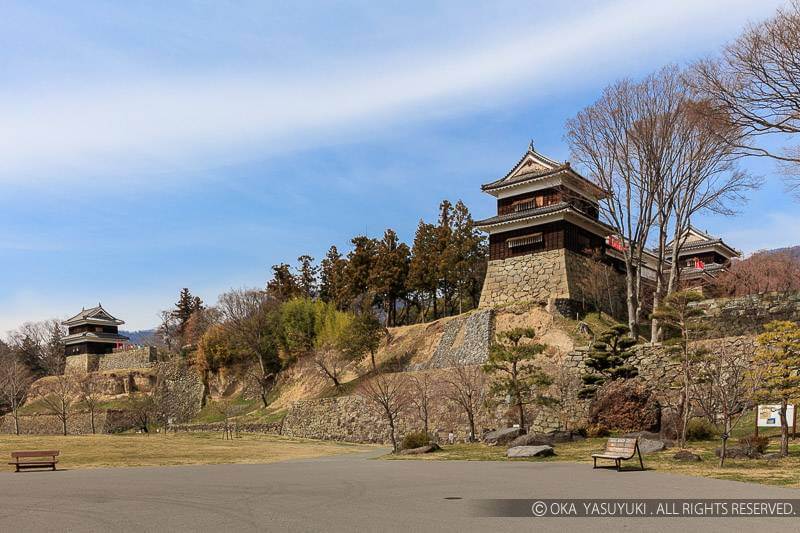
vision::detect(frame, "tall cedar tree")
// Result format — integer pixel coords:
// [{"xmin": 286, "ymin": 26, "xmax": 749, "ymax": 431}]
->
[
  {"xmin": 319, "ymin": 246, "xmax": 350, "ymax": 310},
  {"xmin": 296, "ymin": 255, "xmax": 319, "ymax": 299},
  {"xmin": 753, "ymin": 320, "xmax": 800, "ymax": 456},
  {"xmin": 580, "ymin": 324, "xmax": 638, "ymax": 399},
  {"xmin": 370, "ymin": 229, "xmax": 410, "ymax": 326},
  {"xmin": 450, "ymin": 200, "xmax": 487, "ymax": 311},
  {"xmin": 173, "ymin": 288, "xmax": 204, "ymax": 342},
  {"xmin": 435, "ymin": 200, "xmax": 456, "ymax": 316},
  {"xmin": 408, "ymin": 220, "xmax": 440, "ymax": 320},
  {"xmin": 346, "ymin": 236, "xmax": 378, "ymax": 311},
  {"xmin": 652, "ymin": 290, "xmax": 706, "ymax": 448},
  {"xmin": 483, "ymin": 328, "xmax": 552, "ymax": 432},
  {"xmin": 266, "ymin": 263, "xmax": 301, "ymax": 302}
]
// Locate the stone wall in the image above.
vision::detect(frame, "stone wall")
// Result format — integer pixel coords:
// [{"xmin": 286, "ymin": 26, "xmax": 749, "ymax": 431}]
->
[
  {"xmin": 0, "ymin": 409, "xmax": 139, "ymax": 435},
  {"xmin": 479, "ymin": 249, "xmax": 569, "ymax": 308},
  {"xmin": 98, "ymin": 346, "xmax": 157, "ymax": 371},
  {"xmin": 691, "ymin": 292, "xmax": 800, "ymax": 339},
  {"xmin": 478, "ymin": 249, "xmax": 626, "ymax": 320},
  {"xmin": 64, "ymin": 354, "xmax": 99, "ymax": 373},
  {"xmin": 420, "ymin": 309, "xmax": 494, "ymax": 369}
]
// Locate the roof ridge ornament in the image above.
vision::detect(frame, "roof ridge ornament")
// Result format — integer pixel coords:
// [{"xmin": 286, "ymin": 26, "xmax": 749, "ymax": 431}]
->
[{"xmin": 528, "ymin": 139, "xmax": 535, "ymax": 153}]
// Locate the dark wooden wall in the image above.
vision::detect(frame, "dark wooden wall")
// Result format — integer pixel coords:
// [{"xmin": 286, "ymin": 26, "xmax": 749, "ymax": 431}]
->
[{"xmin": 489, "ymin": 221, "xmax": 607, "ymax": 261}]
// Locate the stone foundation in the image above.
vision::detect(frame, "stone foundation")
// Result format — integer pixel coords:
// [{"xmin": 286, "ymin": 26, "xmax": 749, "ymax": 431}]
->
[
  {"xmin": 691, "ymin": 292, "xmax": 800, "ymax": 339},
  {"xmin": 420, "ymin": 309, "xmax": 494, "ymax": 369},
  {"xmin": 478, "ymin": 249, "xmax": 626, "ymax": 319},
  {"xmin": 0, "ymin": 409, "xmax": 139, "ymax": 435},
  {"xmin": 98, "ymin": 346, "xmax": 157, "ymax": 370}
]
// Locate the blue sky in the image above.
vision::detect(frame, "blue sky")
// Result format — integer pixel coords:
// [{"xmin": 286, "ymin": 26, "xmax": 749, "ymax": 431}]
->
[{"xmin": 1, "ymin": 0, "xmax": 795, "ymax": 332}]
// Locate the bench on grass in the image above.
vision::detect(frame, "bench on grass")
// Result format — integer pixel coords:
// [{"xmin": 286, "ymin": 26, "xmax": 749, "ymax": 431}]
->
[
  {"xmin": 9, "ymin": 450, "xmax": 59, "ymax": 472},
  {"xmin": 591, "ymin": 438, "xmax": 643, "ymax": 471}
]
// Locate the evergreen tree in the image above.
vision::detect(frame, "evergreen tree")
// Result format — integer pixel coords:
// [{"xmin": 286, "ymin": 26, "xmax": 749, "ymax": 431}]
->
[
  {"xmin": 266, "ymin": 263, "xmax": 300, "ymax": 302},
  {"xmin": 319, "ymin": 246, "xmax": 349, "ymax": 309},
  {"xmin": 580, "ymin": 324, "xmax": 638, "ymax": 399},
  {"xmin": 173, "ymin": 288, "xmax": 204, "ymax": 343},
  {"xmin": 43, "ymin": 321, "xmax": 65, "ymax": 375},
  {"xmin": 345, "ymin": 236, "xmax": 378, "ymax": 310},
  {"xmin": 296, "ymin": 255, "xmax": 319, "ymax": 299},
  {"xmin": 370, "ymin": 229, "xmax": 410, "ymax": 326},
  {"xmin": 450, "ymin": 200, "xmax": 487, "ymax": 312},
  {"xmin": 753, "ymin": 321, "xmax": 800, "ymax": 456},
  {"xmin": 435, "ymin": 200, "xmax": 456, "ymax": 315},
  {"xmin": 483, "ymin": 327, "xmax": 552, "ymax": 432},
  {"xmin": 340, "ymin": 311, "xmax": 385, "ymax": 370},
  {"xmin": 408, "ymin": 220, "xmax": 440, "ymax": 320}
]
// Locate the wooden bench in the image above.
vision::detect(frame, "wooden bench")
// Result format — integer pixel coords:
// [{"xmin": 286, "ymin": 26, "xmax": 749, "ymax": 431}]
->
[
  {"xmin": 592, "ymin": 438, "xmax": 643, "ymax": 471},
  {"xmin": 8, "ymin": 451, "xmax": 59, "ymax": 472}
]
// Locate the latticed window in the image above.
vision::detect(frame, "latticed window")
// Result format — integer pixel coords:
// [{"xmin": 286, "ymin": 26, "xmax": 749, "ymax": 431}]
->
[{"xmin": 507, "ymin": 233, "xmax": 543, "ymax": 248}]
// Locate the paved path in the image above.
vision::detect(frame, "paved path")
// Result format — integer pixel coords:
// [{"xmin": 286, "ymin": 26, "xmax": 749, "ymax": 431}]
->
[{"xmin": 0, "ymin": 451, "xmax": 798, "ymax": 532}]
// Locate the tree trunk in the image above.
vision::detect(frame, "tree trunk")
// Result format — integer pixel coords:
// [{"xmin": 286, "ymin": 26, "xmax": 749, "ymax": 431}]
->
[
  {"xmin": 62, "ymin": 416, "xmax": 67, "ymax": 436},
  {"xmin": 517, "ymin": 402, "xmax": 526, "ymax": 434},
  {"xmin": 780, "ymin": 399, "xmax": 789, "ymax": 456},
  {"xmin": 13, "ymin": 408, "xmax": 19, "ymax": 435},
  {"xmin": 719, "ymin": 418, "xmax": 731, "ymax": 467},
  {"xmin": 624, "ymin": 259, "xmax": 638, "ymax": 339},
  {"xmin": 90, "ymin": 410, "xmax": 96, "ymax": 434},
  {"xmin": 467, "ymin": 411, "xmax": 476, "ymax": 442},
  {"xmin": 388, "ymin": 416, "xmax": 398, "ymax": 453},
  {"xmin": 370, "ymin": 351, "xmax": 376, "ymax": 370},
  {"xmin": 423, "ymin": 415, "xmax": 429, "ymax": 437}
]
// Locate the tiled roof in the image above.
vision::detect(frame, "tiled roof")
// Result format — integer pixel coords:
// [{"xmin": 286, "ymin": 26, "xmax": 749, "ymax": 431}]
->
[
  {"xmin": 63, "ymin": 304, "xmax": 124, "ymax": 325},
  {"xmin": 475, "ymin": 202, "xmax": 616, "ymax": 235},
  {"xmin": 481, "ymin": 165, "xmax": 569, "ymax": 191},
  {"xmin": 63, "ymin": 331, "xmax": 130, "ymax": 345}
]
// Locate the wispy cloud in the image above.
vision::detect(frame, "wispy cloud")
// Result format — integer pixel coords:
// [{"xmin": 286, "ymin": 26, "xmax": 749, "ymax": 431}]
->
[{"xmin": 0, "ymin": 0, "xmax": 780, "ymax": 184}]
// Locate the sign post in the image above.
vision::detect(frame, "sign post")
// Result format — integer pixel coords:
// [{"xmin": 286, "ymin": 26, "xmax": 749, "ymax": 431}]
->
[{"xmin": 756, "ymin": 404, "xmax": 796, "ymax": 437}]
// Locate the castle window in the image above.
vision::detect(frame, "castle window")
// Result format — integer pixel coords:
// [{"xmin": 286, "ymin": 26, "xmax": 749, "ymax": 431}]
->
[{"xmin": 507, "ymin": 233, "xmax": 543, "ymax": 248}]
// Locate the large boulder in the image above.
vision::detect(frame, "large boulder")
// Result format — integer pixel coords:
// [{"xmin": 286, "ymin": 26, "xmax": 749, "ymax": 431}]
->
[
  {"xmin": 484, "ymin": 427, "xmax": 523, "ymax": 446},
  {"xmin": 508, "ymin": 433, "xmax": 551, "ymax": 448},
  {"xmin": 399, "ymin": 443, "xmax": 441, "ymax": 455},
  {"xmin": 715, "ymin": 446, "xmax": 759, "ymax": 459},
  {"xmin": 673, "ymin": 450, "xmax": 702, "ymax": 462},
  {"xmin": 507, "ymin": 445, "xmax": 555, "ymax": 458}
]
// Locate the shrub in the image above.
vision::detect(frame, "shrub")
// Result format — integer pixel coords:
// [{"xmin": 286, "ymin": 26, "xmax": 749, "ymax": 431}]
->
[
  {"xmin": 401, "ymin": 431, "xmax": 431, "ymax": 450},
  {"xmin": 738, "ymin": 435, "xmax": 769, "ymax": 455},
  {"xmin": 686, "ymin": 418, "xmax": 718, "ymax": 441},
  {"xmin": 587, "ymin": 380, "xmax": 660, "ymax": 432}
]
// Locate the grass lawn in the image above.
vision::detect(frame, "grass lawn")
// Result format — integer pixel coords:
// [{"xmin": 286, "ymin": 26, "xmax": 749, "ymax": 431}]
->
[
  {"xmin": 384, "ymin": 437, "xmax": 800, "ymax": 488},
  {"xmin": 0, "ymin": 432, "xmax": 374, "ymax": 471}
]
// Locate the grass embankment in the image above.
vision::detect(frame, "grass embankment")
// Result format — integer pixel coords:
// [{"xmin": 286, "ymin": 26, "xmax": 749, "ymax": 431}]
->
[
  {"xmin": 0, "ymin": 432, "xmax": 373, "ymax": 471},
  {"xmin": 385, "ymin": 436, "xmax": 800, "ymax": 488}
]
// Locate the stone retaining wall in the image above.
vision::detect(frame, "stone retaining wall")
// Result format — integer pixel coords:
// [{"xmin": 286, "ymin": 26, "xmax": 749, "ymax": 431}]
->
[
  {"xmin": 0, "ymin": 409, "xmax": 139, "ymax": 435},
  {"xmin": 691, "ymin": 292, "xmax": 800, "ymax": 339},
  {"xmin": 98, "ymin": 346, "xmax": 157, "ymax": 371},
  {"xmin": 420, "ymin": 309, "xmax": 494, "ymax": 369},
  {"xmin": 172, "ymin": 421, "xmax": 284, "ymax": 434},
  {"xmin": 479, "ymin": 250, "xmax": 569, "ymax": 308}
]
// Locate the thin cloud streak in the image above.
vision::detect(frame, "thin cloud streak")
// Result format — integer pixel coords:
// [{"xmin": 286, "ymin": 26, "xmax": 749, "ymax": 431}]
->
[{"xmin": 0, "ymin": 0, "xmax": 778, "ymax": 184}]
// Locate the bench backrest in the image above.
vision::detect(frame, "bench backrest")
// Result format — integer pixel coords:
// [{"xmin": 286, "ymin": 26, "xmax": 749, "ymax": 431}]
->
[
  {"xmin": 604, "ymin": 438, "xmax": 637, "ymax": 456},
  {"xmin": 11, "ymin": 450, "xmax": 59, "ymax": 459}
]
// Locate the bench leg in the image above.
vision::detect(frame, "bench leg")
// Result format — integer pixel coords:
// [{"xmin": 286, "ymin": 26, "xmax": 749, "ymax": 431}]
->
[
  {"xmin": 593, "ymin": 457, "xmax": 596, "ymax": 469},
  {"xmin": 638, "ymin": 447, "xmax": 644, "ymax": 471},
  {"xmin": 52, "ymin": 464, "xmax": 56, "ymax": 471},
  {"xmin": 616, "ymin": 459, "xmax": 621, "ymax": 471},
  {"xmin": 15, "ymin": 465, "xmax": 19, "ymax": 473}
]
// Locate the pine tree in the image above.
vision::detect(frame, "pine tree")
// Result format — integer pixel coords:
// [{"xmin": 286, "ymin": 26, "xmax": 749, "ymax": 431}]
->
[
  {"xmin": 483, "ymin": 327, "xmax": 553, "ymax": 432},
  {"xmin": 173, "ymin": 288, "xmax": 204, "ymax": 342},
  {"xmin": 450, "ymin": 200, "xmax": 487, "ymax": 313},
  {"xmin": 580, "ymin": 324, "xmax": 638, "ymax": 399},
  {"xmin": 753, "ymin": 321, "xmax": 800, "ymax": 456},
  {"xmin": 435, "ymin": 200, "xmax": 456, "ymax": 316}
]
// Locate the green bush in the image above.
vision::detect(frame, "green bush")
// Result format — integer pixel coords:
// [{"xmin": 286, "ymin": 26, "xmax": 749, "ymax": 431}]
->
[
  {"xmin": 401, "ymin": 431, "xmax": 430, "ymax": 450},
  {"xmin": 686, "ymin": 418, "xmax": 718, "ymax": 441},
  {"xmin": 738, "ymin": 434, "xmax": 769, "ymax": 455}
]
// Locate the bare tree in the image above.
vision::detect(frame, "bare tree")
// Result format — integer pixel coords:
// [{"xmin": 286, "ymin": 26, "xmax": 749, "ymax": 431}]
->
[
  {"xmin": 39, "ymin": 371, "xmax": 78, "ymax": 436},
  {"xmin": 0, "ymin": 356, "xmax": 34, "ymax": 435},
  {"xmin": 691, "ymin": 342, "xmax": 759, "ymax": 467},
  {"xmin": 712, "ymin": 250, "xmax": 800, "ymax": 296},
  {"xmin": 356, "ymin": 371, "xmax": 410, "ymax": 453},
  {"xmin": 689, "ymin": 1, "xmax": 800, "ymax": 193},
  {"xmin": 409, "ymin": 373, "xmax": 435, "ymax": 436},
  {"xmin": 217, "ymin": 289, "xmax": 282, "ymax": 407},
  {"xmin": 313, "ymin": 348, "xmax": 347, "ymax": 390},
  {"xmin": 77, "ymin": 373, "xmax": 104, "ymax": 434},
  {"xmin": 441, "ymin": 360, "xmax": 486, "ymax": 442},
  {"xmin": 566, "ymin": 76, "xmax": 659, "ymax": 338}
]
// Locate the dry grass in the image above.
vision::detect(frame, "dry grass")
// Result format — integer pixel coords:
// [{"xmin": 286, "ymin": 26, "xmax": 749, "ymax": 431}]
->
[
  {"xmin": 384, "ymin": 437, "xmax": 800, "ymax": 488},
  {"xmin": 0, "ymin": 432, "xmax": 374, "ymax": 471}
]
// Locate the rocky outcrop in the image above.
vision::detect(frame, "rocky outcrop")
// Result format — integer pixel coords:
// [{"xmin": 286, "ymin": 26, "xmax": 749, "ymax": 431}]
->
[{"xmin": 507, "ymin": 445, "xmax": 554, "ymax": 458}]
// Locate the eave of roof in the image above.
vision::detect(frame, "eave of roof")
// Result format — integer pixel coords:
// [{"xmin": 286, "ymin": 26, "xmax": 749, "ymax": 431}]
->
[
  {"xmin": 63, "ymin": 331, "xmax": 130, "ymax": 345},
  {"xmin": 475, "ymin": 202, "xmax": 616, "ymax": 236}
]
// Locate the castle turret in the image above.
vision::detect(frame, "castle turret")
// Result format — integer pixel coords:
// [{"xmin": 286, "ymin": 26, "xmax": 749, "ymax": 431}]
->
[
  {"xmin": 476, "ymin": 143, "xmax": 622, "ymax": 312},
  {"xmin": 62, "ymin": 304, "xmax": 129, "ymax": 356}
]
